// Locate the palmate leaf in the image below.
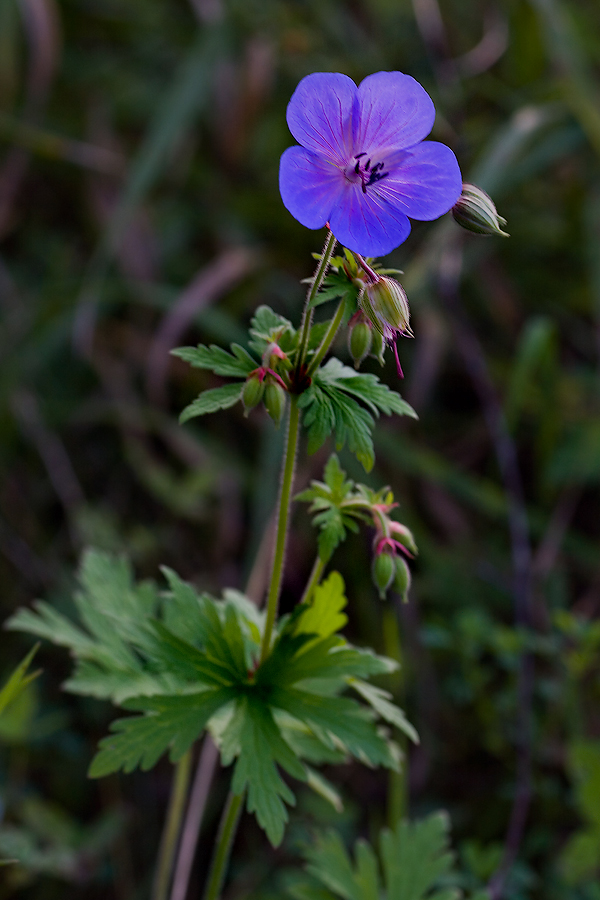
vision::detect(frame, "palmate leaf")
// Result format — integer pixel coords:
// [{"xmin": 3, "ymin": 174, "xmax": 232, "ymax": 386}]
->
[
  {"xmin": 179, "ymin": 382, "xmax": 243, "ymax": 423},
  {"xmin": 89, "ymin": 687, "xmax": 237, "ymax": 775},
  {"xmin": 290, "ymin": 813, "xmax": 459, "ymax": 900},
  {"xmin": 299, "ymin": 360, "xmax": 416, "ymax": 472},
  {"xmin": 9, "ymin": 552, "xmax": 416, "ymax": 848},
  {"xmin": 230, "ymin": 695, "xmax": 307, "ymax": 846},
  {"xmin": 6, "ymin": 550, "xmax": 166, "ymax": 703},
  {"xmin": 171, "ymin": 343, "xmax": 257, "ymax": 377},
  {"xmin": 297, "ymin": 455, "xmax": 368, "ymax": 560}
]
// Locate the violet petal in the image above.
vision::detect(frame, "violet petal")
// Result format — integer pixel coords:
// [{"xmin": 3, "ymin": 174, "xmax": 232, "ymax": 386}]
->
[
  {"xmin": 329, "ymin": 184, "xmax": 412, "ymax": 257},
  {"xmin": 279, "ymin": 146, "xmax": 344, "ymax": 229},
  {"xmin": 286, "ymin": 72, "xmax": 356, "ymax": 167},
  {"xmin": 352, "ymin": 72, "xmax": 436, "ymax": 157},
  {"xmin": 378, "ymin": 141, "xmax": 462, "ymax": 220}
]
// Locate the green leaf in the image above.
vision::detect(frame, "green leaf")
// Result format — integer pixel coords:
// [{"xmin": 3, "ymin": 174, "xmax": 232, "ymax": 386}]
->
[
  {"xmin": 270, "ymin": 688, "xmax": 398, "ymax": 768},
  {"xmin": 381, "ymin": 813, "xmax": 457, "ymax": 900},
  {"xmin": 7, "ymin": 550, "xmax": 164, "ymax": 703},
  {"xmin": 89, "ymin": 687, "xmax": 236, "ymax": 775},
  {"xmin": 349, "ymin": 680, "xmax": 419, "ymax": 745},
  {"xmin": 299, "ymin": 812, "xmax": 458, "ymax": 900},
  {"xmin": 171, "ymin": 343, "xmax": 256, "ymax": 377},
  {"xmin": 296, "ymin": 572, "xmax": 348, "ymax": 640},
  {"xmin": 179, "ymin": 382, "xmax": 243, "ymax": 423},
  {"xmin": 305, "ymin": 766, "xmax": 344, "ymax": 812},
  {"xmin": 317, "ymin": 358, "xmax": 417, "ymax": 420},
  {"xmin": 0, "ymin": 646, "xmax": 40, "ymax": 719},
  {"xmin": 299, "ymin": 383, "xmax": 375, "ymax": 472},
  {"xmin": 230, "ymin": 695, "xmax": 306, "ymax": 847},
  {"xmin": 248, "ymin": 305, "xmax": 296, "ymax": 357},
  {"xmin": 297, "ymin": 456, "xmax": 365, "ymax": 560}
]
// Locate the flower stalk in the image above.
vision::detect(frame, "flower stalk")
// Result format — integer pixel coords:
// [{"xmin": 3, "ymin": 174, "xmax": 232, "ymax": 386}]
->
[
  {"xmin": 259, "ymin": 395, "xmax": 301, "ymax": 663},
  {"xmin": 295, "ymin": 229, "xmax": 337, "ymax": 377}
]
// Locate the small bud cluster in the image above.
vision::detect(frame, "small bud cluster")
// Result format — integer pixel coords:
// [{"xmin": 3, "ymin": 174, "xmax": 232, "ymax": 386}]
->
[
  {"xmin": 242, "ymin": 341, "xmax": 290, "ymax": 427},
  {"xmin": 341, "ymin": 253, "xmax": 412, "ymax": 378},
  {"xmin": 369, "ymin": 503, "xmax": 417, "ymax": 601}
]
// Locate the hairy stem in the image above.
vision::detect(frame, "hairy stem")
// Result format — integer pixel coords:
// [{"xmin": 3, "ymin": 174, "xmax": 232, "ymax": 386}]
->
[
  {"xmin": 202, "ymin": 791, "xmax": 244, "ymax": 900},
  {"xmin": 259, "ymin": 395, "xmax": 300, "ymax": 663},
  {"xmin": 152, "ymin": 750, "xmax": 193, "ymax": 900},
  {"xmin": 306, "ymin": 298, "xmax": 346, "ymax": 376},
  {"xmin": 295, "ymin": 229, "xmax": 337, "ymax": 373}
]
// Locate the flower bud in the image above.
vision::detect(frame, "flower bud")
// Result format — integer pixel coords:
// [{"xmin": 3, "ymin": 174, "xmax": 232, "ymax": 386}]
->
[
  {"xmin": 348, "ymin": 317, "xmax": 372, "ymax": 369},
  {"xmin": 264, "ymin": 379, "xmax": 287, "ymax": 428},
  {"xmin": 392, "ymin": 557, "xmax": 412, "ymax": 603},
  {"xmin": 388, "ymin": 522, "xmax": 418, "ymax": 556},
  {"xmin": 242, "ymin": 373, "xmax": 265, "ymax": 415},
  {"xmin": 370, "ymin": 327, "xmax": 385, "ymax": 366},
  {"xmin": 372, "ymin": 550, "xmax": 395, "ymax": 599},
  {"xmin": 452, "ymin": 184, "xmax": 509, "ymax": 237},
  {"xmin": 360, "ymin": 276, "xmax": 411, "ymax": 341}
]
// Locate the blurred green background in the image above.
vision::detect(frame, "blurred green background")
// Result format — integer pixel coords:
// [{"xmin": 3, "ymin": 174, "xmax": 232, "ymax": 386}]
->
[{"xmin": 1, "ymin": 0, "xmax": 600, "ymax": 897}]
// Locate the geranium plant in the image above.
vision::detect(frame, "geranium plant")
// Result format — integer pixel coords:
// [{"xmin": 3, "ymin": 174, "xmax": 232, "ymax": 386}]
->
[{"xmin": 7, "ymin": 71, "xmax": 502, "ymax": 900}]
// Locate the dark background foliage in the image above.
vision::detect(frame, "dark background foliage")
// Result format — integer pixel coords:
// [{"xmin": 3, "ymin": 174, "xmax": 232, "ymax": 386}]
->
[{"xmin": 1, "ymin": 0, "xmax": 600, "ymax": 897}]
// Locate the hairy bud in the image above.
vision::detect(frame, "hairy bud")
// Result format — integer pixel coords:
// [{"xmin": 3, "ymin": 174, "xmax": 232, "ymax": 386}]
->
[
  {"xmin": 370, "ymin": 327, "xmax": 385, "ymax": 366},
  {"xmin": 264, "ymin": 379, "xmax": 287, "ymax": 428},
  {"xmin": 452, "ymin": 183, "xmax": 509, "ymax": 237},
  {"xmin": 392, "ymin": 557, "xmax": 412, "ymax": 603},
  {"xmin": 372, "ymin": 551, "xmax": 395, "ymax": 599},
  {"xmin": 242, "ymin": 373, "xmax": 265, "ymax": 415},
  {"xmin": 348, "ymin": 316, "xmax": 372, "ymax": 369},
  {"xmin": 360, "ymin": 276, "xmax": 411, "ymax": 341}
]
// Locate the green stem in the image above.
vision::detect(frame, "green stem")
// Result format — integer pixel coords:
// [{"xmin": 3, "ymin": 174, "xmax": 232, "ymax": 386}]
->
[
  {"xmin": 381, "ymin": 605, "xmax": 406, "ymax": 827},
  {"xmin": 259, "ymin": 395, "xmax": 301, "ymax": 663},
  {"xmin": 152, "ymin": 751, "xmax": 193, "ymax": 900},
  {"xmin": 300, "ymin": 556, "xmax": 326, "ymax": 605},
  {"xmin": 202, "ymin": 791, "xmax": 244, "ymax": 900},
  {"xmin": 306, "ymin": 298, "xmax": 346, "ymax": 377},
  {"xmin": 295, "ymin": 229, "xmax": 337, "ymax": 373}
]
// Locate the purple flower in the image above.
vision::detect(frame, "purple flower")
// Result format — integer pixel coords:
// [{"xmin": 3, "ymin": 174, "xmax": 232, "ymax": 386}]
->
[{"xmin": 279, "ymin": 71, "xmax": 462, "ymax": 257}]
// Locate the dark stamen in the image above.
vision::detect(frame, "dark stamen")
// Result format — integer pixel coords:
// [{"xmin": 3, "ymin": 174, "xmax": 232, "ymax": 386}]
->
[{"xmin": 352, "ymin": 153, "xmax": 389, "ymax": 194}]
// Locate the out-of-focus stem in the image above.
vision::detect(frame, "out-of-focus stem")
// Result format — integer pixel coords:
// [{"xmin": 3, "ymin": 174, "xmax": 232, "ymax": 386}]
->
[
  {"xmin": 306, "ymin": 298, "xmax": 346, "ymax": 376},
  {"xmin": 295, "ymin": 229, "xmax": 337, "ymax": 373},
  {"xmin": 152, "ymin": 750, "xmax": 193, "ymax": 900},
  {"xmin": 259, "ymin": 396, "xmax": 300, "ymax": 663},
  {"xmin": 300, "ymin": 556, "xmax": 326, "ymax": 605},
  {"xmin": 382, "ymin": 605, "xmax": 407, "ymax": 827},
  {"xmin": 202, "ymin": 791, "xmax": 244, "ymax": 900}
]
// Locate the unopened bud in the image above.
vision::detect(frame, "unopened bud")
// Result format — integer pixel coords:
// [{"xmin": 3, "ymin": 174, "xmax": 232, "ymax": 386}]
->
[
  {"xmin": 242, "ymin": 373, "xmax": 265, "ymax": 415},
  {"xmin": 452, "ymin": 184, "xmax": 509, "ymax": 237},
  {"xmin": 264, "ymin": 379, "xmax": 287, "ymax": 427},
  {"xmin": 348, "ymin": 318, "xmax": 372, "ymax": 369},
  {"xmin": 392, "ymin": 557, "xmax": 412, "ymax": 602},
  {"xmin": 389, "ymin": 522, "xmax": 418, "ymax": 556},
  {"xmin": 370, "ymin": 327, "xmax": 385, "ymax": 366},
  {"xmin": 372, "ymin": 551, "xmax": 395, "ymax": 599},
  {"xmin": 360, "ymin": 277, "xmax": 411, "ymax": 342}
]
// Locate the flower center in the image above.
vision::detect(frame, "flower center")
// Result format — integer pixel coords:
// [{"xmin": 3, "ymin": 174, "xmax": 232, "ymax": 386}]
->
[{"xmin": 349, "ymin": 152, "xmax": 389, "ymax": 194}]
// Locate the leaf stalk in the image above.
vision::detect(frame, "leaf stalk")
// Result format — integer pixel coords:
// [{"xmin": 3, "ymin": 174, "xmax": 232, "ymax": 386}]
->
[{"xmin": 152, "ymin": 750, "xmax": 193, "ymax": 900}]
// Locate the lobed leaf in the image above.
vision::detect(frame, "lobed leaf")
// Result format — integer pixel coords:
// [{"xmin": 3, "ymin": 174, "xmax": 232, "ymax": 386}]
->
[
  {"xmin": 89, "ymin": 687, "xmax": 236, "ymax": 776},
  {"xmin": 171, "ymin": 343, "xmax": 256, "ymax": 377},
  {"xmin": 179, "ymin": 382, "xmax": 243, "ymax": 423}
]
